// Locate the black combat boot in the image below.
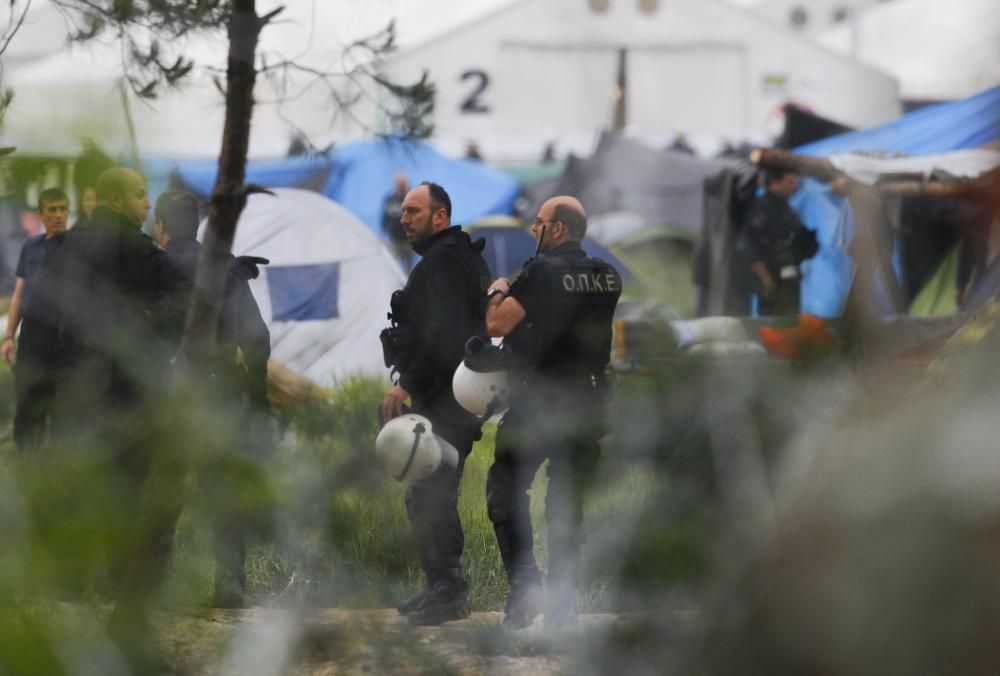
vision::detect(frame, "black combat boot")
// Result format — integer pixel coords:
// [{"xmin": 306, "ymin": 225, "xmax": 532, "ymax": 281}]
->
[
  {"xmin": 406, "ymin": 569, "xmax": 470, "ymax": 626},
  {"xmin": 396, "ymin": 584, "xmax": 432, "ymax": 615},
  {"xmin": 502, "ymin": 567, "xmax": 544, "ymax": 630}
]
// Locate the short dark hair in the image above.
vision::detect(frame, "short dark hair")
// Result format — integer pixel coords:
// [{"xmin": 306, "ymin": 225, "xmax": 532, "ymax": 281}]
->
[
  {"xmin": 421, "ymin": 181, "xmax": 452, "ymax": 219},
  {"xmin": 553, "ymin": 203, "xmax": 587, "ymax": 240},
  {"xmin": 38, "ymin": 187, "xmax": 69, "ymax": 210},
  {"xmin": 155, "ymin": 190, "xmax": 200, "ymax": 240}
]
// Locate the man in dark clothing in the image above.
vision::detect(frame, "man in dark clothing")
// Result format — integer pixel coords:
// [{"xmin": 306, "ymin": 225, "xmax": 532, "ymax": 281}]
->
[
  {"xmin": 23, "ymin": 168, "xmax": 172, "ymax": 663},
  {"xmin": 380, "ymin": 182, "xmax": 491, "ymax": 625},
  {"xmin": 484, "ymin": 196, "xmax": 622, "ymax": 629},
  {"xmin": 153, "ymin": 189, "xmax": 272, "ymax": 607},
  {"xmin": 2, "ymin": 188, "xmax": 68, "ymax": 451},
  {"xmin": 38, "ymin": 167, "xmax": 165, "ymax": 415},
  {"xmin": 738, "ymin": 169, "xmax": 818, "ymax": 316},
  {"xmin": 382, "ymin": 173, "xmax": 412, "ymax": 270}
]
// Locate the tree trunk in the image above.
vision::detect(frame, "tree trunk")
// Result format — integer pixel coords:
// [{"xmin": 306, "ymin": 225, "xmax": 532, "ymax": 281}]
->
[{"xmin": 181, "ymin": 0, "xmax": 261, "ymax": 357}]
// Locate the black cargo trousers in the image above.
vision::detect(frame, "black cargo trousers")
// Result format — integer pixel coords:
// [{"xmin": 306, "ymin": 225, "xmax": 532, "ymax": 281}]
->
[
  {"xmin": 405, "ymin": 397, "xmax": 482, "ymax": 586},
  {"xmin": 486, "ymin": 385, "xmax": 604, "ymax": 601}
]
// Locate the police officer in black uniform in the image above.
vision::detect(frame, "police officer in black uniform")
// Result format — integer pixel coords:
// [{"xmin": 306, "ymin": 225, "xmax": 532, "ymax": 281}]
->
[
  {"xmin": 153, "ymin": 190, "xmax": 272, "ymax": 607},
  {"xmin": 380, "ymin": 182, "xmax": 491, "ymax": 625},
  {"xmin": 738, "ymin": 169, "xmax": 818, "ymax": 316},
  {"xmin": 484, "ymin": 195, "xmax": 622, "ymax": 629}
]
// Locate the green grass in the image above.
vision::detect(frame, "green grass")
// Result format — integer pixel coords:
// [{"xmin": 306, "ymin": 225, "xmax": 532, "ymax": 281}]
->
[
  {"xmin": 0, "ymin": 367, "xmax": 706, "ymax": 615},
  {"xmin": 160, "ymin": 375, "xmax": 699, "ymax": 613}
]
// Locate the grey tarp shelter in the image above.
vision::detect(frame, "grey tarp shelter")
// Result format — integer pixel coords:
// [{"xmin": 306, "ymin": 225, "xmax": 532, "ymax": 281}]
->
[{"xmin": 525, "ymin": 132, "xmax": 736, "ymax": 237}]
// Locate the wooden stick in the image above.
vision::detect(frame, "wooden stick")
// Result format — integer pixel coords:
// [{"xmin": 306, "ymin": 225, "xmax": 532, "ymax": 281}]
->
[
  {"xmin": 749, "ymin": 147, "xmax": 839, "ymax": 182},
  {"xmin": 751, "ymin": 147, "xmax": 998, "ymax": 199}
]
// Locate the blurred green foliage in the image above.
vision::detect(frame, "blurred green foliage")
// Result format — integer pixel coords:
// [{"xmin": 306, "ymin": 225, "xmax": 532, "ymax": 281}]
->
[{"xmin": 0, "ymin": 370, "xmax": 713, "ymax": 672}]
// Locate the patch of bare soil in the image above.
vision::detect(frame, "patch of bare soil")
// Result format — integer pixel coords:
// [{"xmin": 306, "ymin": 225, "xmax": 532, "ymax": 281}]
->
[{"xmin": 156, "ymin": 608, "xmax": 626, "ymax": 675}]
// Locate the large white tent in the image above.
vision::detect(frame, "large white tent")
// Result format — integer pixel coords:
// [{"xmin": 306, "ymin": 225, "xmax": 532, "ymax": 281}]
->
[
  {"xmin": 385, "ymin": 0, "xmax": 901, "ymax": 160},
  {"xmin": 1, "ymin": 0, "xmax": 900, "ymax": 160},
  {"xmin": 214, "ymin": 188, "xmax": 405, "ymax": 385},
  {"xmin": 818, "ymin": 0, "xmax": 1000, "ymax": 102},
  {"xmin": 745, "ymin": 0, "xmax": 887, "ymax": 37},
  {"xmin": 0, "ymin": 0, "xmax": 517, "ymax": 158}
]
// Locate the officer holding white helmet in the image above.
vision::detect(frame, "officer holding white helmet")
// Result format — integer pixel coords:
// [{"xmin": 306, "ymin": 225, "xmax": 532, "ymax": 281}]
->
[
  {"xmin": 484, "ymin": 196, "xmax": 621, "ymax": 629},
  {"xmin": 452, "ymin": 336, "xmax": 510, "ymax": 418},
  {"xmin": 375, "ymin": 413, "xmax": 459, "ymax": 484},
  {"xmin": 379, "ymin": 182, "xmax": 491, "ymax": 625}
]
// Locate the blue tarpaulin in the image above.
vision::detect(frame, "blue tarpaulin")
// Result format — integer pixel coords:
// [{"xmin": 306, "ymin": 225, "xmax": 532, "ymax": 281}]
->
[
  {"xmin": 793, "ymin": 86, "xmax": 1000, "ymax": 317},
  {"xmin": 151, "ymin": 137, "xmax": 521, "ymax": 236}
]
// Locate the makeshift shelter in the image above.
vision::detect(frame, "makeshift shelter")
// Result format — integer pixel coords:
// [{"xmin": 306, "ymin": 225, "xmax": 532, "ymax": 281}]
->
[
  {"xmin": 777, "ymin": 104, "xmax": 853, "ymax": 150},
  {"xmin": 467, "ymin": 218, "xmax": 638, "ymax": 287},
  {"xmin": 525, "ymin": 133, "xmax": 736, "ymax": 238},
  {"xmin": 696, "ymin": 87, "xmax": 1000, "ymax": 319},
  {"xmin": 211, "ymin": 188, "xmax": 405, "ymax": 385},
  {"xmin": 793, "ymin": 86, "xmax": 1000, "ymax": 318},
  {"xmin": 157, "ymin": 137, "xmax": 521, "ymax": 236},
  {"xmin": 742, "ymin": 147, "xmax": 999, "ymax": 324}
]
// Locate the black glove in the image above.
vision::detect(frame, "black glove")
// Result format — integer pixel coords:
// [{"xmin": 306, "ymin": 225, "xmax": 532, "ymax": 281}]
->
[{"xmin": 232, "ymin": 255, "xmax": 270, "ymax": 280}]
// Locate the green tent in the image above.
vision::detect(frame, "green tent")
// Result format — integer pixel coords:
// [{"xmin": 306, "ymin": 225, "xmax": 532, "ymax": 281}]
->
[{"xmin": 909, "ymin": 245, "xmax": 960, "ymax": 317}]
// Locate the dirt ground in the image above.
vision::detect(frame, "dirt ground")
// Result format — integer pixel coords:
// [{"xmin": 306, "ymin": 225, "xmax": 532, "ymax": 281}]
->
[{"xmin": 157, "ymin": 607, "xmax": 630, "ymax": 675}]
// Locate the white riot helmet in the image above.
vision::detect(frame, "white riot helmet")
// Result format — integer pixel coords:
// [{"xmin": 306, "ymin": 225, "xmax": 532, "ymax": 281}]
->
[
  {"xmin": 453, "ymin": 336, "xmax": 510, "ymax": 418},
  {"xmin": 375, "ymin": 414, "xmax": 459, "ymax": 484}
]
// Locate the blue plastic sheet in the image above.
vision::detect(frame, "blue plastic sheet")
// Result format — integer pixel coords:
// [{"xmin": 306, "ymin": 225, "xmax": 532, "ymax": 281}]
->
[{"xmin": 793, "ymin": 86, "xmax": 1000, "ymax": 317}]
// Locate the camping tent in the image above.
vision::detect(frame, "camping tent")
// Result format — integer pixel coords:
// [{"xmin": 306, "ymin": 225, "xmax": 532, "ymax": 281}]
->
[
  {"xmin": 158, "ymin": 137, "xmax": 521, "ymax": 236},
  {"xmin": 467, "ymin": 218, "xmax": 637, "ymax": 286},
  {"xmin": 524, "ymin": 133, "xmax": 736, "ymax": 238},
  {"xmin": 212, "ymin": 188, "xmax": 405, "ymax": 385}
]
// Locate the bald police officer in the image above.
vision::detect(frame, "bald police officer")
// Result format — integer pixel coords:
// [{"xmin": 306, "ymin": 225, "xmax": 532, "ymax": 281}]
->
[
  {"xmin": 484, "ymin": 196, "xmax": 622, "ymax": 629},
  {"xmin": 380, "ymin": 182, "xmax": 491, "ymax": 625}
]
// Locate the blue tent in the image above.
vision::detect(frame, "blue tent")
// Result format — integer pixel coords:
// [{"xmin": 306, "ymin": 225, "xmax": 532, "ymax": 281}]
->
[
  {"xmin": 792, "ymin": 86, "xmax": 1000, "ymax": 317},
  {"xmin": 147, "ymin": 137, "xmax": 521, "ymax": 236}
]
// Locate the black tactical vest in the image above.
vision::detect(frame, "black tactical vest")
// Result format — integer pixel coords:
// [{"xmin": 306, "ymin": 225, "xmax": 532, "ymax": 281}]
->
[
  {"xmin": 388, "ymin": 226, "xmax": 491, "ymax": 402},
  {"xmin": 507, "ymin": 241, "xmax": 622, "ymax": 383}
]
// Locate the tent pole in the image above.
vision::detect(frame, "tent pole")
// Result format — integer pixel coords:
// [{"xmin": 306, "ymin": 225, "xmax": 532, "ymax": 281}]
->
[{"xmin": 612, "ymin": 47, "xmax": 627, "ymax": 132}]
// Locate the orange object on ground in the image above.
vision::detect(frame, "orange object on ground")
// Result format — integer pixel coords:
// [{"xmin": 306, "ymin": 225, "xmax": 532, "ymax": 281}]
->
[{"xmin": 759, "ymin": 314, "xmax": 834, "ymax": 359}]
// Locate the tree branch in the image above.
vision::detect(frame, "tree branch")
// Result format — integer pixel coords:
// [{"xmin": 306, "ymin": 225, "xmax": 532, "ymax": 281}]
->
[{"xmin": 0, "ymin": 0, "xmax": 33, "ymax": 56}]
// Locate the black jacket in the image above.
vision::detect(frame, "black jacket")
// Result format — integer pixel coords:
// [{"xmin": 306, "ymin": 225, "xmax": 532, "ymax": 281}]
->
[
  {"xmin": 394, "ymin": 226, "xmax": 490, "ymax": 407},
  {"xmin": 739, "ymin": 192, "xmax": 818, "ymax": 279},
  {"xmin": 506, "ymin": 241, "xmax": 622, "ymax": 384},
  {"xmin": 33, "ymin": 206, "xmax": 167, "ymax": 403},
  {"xmin": 160, "ymin": 238, "xmax": 271, "ymax": 408}
]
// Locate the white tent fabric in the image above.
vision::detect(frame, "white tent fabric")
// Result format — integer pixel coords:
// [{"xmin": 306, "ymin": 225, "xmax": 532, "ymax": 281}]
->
[
  {"xmin": 0, "ymin": 0, "xmax": 512, "ymax": 157},
  {"xmin": 387, "ymin": 0, "xmax": 901, "ymax": 161},
  {"xmin": 210, "ymin": 188, "xmax": 405, "ymax": 385},
  {"xmin": 818, "ymin": 0, "xmax": 1000, "ymax": 102},
  {"xmin": 829, "ymin": 149, "xmax": 1000, "ymax": 185}
]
